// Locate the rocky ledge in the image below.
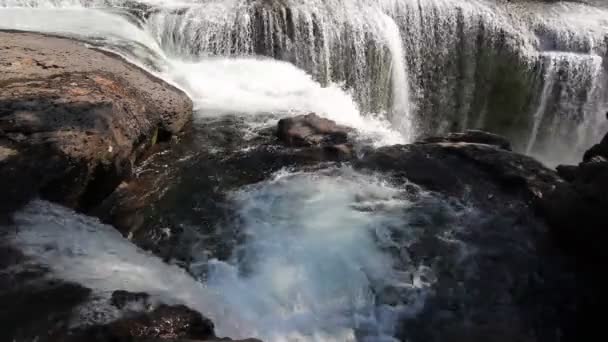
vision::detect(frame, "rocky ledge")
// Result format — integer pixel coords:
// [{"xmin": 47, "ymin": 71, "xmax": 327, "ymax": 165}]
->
[{"xmin": 0, "ymin": 31, "xmax": 193, "ymax": 220}]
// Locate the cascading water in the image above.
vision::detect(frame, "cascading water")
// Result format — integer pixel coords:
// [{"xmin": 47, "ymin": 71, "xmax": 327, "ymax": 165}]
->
[
  {"xmin": 12, "ymin": 168, "xmax": 443, "ymax": 341},
  {"xmin": 1, "ymin": 0, "xmax": 608, "ymax": 341},
  {"xmin": 526, "ymin": 52, "xmax": 605, "ymax": 164},
  {"xmin": 2, "ymin": 0, "xmax": 607, "ymax": 162}
]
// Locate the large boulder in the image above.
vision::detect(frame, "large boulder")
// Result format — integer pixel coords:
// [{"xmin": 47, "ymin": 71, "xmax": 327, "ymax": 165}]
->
[{"xmin": 0, "ymin": 31, "xmax": 192, "ymax": 220}]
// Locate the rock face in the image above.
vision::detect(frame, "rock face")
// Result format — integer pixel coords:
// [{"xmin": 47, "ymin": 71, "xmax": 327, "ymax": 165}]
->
[
  {"xmin": 420, "ymin": 129, "xmax": 512, "ymax": 151},
  {"xmin": 0, "ymin": 31, "xmax": 193, "ymax": 220},
  {"xmin": 358, "ymin": 134, "xmax": 557, "ymax": 206},
  {"xmin": 540, "ymin": 130, "xmax": 608, "ymax": 260}
]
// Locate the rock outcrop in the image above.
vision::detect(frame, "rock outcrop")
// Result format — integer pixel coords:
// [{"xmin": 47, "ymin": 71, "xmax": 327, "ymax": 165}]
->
[
  {"xmin": 540, "ymin": 130, "xmax": 608, "ymax": 260},
  {"xmin": 357, "ymin": 133, "xmax": 559, "ymax": 208},
  {"xmin": 0, "ymin": 31, "xmax": 193, "ymax": 220}
]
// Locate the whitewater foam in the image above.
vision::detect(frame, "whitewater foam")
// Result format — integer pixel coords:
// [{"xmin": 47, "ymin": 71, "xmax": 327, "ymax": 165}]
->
[{"xmin": 11, "ymin": 167, "xmax": 436, "ymax": 341}]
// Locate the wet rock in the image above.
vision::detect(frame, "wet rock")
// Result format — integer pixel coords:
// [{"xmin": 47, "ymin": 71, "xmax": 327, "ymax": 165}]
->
[
  {"xmin": 582, "ymin": 131, "xmax": 608, "ymax": 162},
  {"xmin": 0, "ymin": 31, "xmax": 192, "ymax": 220},
  {"xmin": 0, "ymin": 243, "xmax": 92, "ymax": 342},
  {"xmin": 70, "ymin": 304, "xmax": 215, "ymax": 341},
  {"xmin": 111, "ymin": 290, "xmax": 151, "ymax": 310},
  {"xmin": 277, "ymin": 113, "xmax": 349, "ymax": 147},
  {"xmin": 540, "ymin": 130, "xmax": 608, "ymax": 260},
  {"xmin": 421, "ymin": 130, "xmax": 512, "ymax": 151},
  {"xmin": 357, "ymin": 136, "xmax": 559, "ymax": 207}
]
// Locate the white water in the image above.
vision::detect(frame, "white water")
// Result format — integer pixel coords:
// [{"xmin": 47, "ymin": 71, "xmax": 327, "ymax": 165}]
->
[
  {"xmin": 12, "ymin": 168, "xmax": 436, "ymax": 341},
  {"xmin": 525, "ymin": 52, "xmax": 605, "ymax": 164},
  {"xmin": 0, "ymin": 5, "xmax": 406, "ymax": 146},
  {"xmin": 526, "ymin": 57, "xmax": 556, "ymax": 155}
]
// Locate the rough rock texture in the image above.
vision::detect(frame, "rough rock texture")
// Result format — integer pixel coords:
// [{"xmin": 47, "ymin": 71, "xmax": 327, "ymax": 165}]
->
[
  {"xmin": 357, "ymin": 138, "xmax": 558, "ymax": 207},
  {"xmin": 69, "ymin": 304, "xmax": 215, "ymax": 342},
  {"xmin": 95, "ymin": 115, "xmax": 353, "ymax": 242},
  {"xmin": 421, "ymin": 129, "xmax": 512, "ymax": 151},
  {"xmin": 353, "ymin": 134, "xmax": 583, "ymax": 342},
  {"xmin": 0, "ymin": 31, "xmax": 192, "ymax": 220},
  {"xmin": 277, "ymin": 113, "xmax": 349, "ymax": 147}
]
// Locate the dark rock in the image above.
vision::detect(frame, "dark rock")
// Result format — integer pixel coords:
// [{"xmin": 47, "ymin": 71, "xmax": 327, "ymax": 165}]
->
[
  {"xmin": 556, "ymin": 164, "xmax": 579, "ymax": 182},
  {"xmin": 357, "ymin": 139, "xmax": 558, "ymax": 206},
  {"xmin": 536, "ymin": 130, "xmax": 608, "ymax": 342},
  {"xmin": 582, "ymin": 129, "xmax": 608, "ymax": 163},
  {"xmin": 0, "ymin": 31, "xmax": 192, "ymax": 220},
  {"xmin": 420, "ymin": 130, "xmax": 512, "ymax": 151},
  {"xmin": 111, "ymin": 290, "xmax": 151, "ymax": 310},
  {"xmin": 70, "ymin": 304, "xmax": 215, "ymax": 342},
  {"xmin": 277, "ymin": 113, "xmax": 349, "ymax": 147},
  {"xmin": 0, "ymin": 281, "xmax": 91, "ymax": 341},
  {"xmin": 323, "ymin": 143, "xmax": 353, "ymax": 159}
]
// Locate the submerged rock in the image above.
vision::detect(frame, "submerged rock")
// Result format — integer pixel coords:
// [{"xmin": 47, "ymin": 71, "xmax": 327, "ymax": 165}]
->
[{"xmin": 0, "ymin": 31, "xmax": 192, "ymax": 220}]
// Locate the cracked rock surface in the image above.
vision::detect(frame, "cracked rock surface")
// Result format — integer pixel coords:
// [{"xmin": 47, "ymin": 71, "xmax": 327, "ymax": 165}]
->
[{"xmin": 0, "ymin": 31, "xmax": 192, "ymax": 220}]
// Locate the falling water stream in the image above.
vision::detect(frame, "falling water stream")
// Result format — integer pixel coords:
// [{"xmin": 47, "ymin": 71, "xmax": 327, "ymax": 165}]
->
[{"xmin": 1, "ymin": 0, "xmax": 608, "ymax": 341}]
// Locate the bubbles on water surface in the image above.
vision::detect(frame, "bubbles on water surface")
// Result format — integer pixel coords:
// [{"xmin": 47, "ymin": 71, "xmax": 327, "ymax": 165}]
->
[{"xmin": 9, "ymin": 166, "xmax": 472, "ymax": 341}]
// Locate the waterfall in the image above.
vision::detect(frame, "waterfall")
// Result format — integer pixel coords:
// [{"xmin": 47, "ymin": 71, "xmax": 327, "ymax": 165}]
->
[
  {"xmin": 524, "ymin": 52, "xmax": 605, "ymax": 164},
  {"xmin": 526, "ymin": 57, "xmax": 556, "ymax": 155},
  {"xmin": 2, "ymin": 0, "xmax": 607, "ymax": 162},
  {"xmin": 146, "ymin": 0, "xmax": 414, "ymax": 135},
  {"xmin": 3, "ymin": 1, "xmax": 608, "ymax": 341}
]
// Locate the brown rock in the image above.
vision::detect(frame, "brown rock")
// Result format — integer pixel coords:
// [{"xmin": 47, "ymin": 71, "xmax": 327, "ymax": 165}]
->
[
  {"xmin": 0, "ymin": 31, "xmax": 193, "ymax": 219},
  {"xmin": 70, "ymin": 304, "xmax": 215, "ymax": 341},
  {"xmin": 277, "ymin": 113, "xmax": 349, "ymax": 147}
]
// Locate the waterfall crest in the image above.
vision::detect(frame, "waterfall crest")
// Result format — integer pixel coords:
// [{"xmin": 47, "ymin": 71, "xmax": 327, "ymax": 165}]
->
[{"xmin": 1, "ymin": 0, "xmax": 607, "ymax": 159}]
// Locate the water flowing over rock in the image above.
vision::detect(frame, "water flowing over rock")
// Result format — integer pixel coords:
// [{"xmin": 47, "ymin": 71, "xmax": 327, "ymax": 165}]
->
[
  {"xmin": 137, "ymin": 0, "xmax": 608, "ymax": 161},
  {"xmin": 2, "ymin": 0, "xmax": 607, "ymax": 162},
  {"xmin": 1, "ymin": 1, "xmax": 607, "ymax": 342}
]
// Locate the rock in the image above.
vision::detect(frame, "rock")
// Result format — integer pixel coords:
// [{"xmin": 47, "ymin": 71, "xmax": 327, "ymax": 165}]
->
[
  {"xmin": 582, "ymin": 132, "xmax": 608, "ymax": 162},
  {"xmin": 357, "ymin": 137, "xmax": 558, "ymax": 206},
  {"xmin": 0, "ymin": 243, "xmax": 92, "ymax": 342},
  {"xmin": 556, "ymin": 164, "xmax": 579, "ymax": 182},
  {"xmin": 277, "ymin": 113, "xmax": 349, "ymax": 147},
  {"xmin": 420, "ymin": 130, "xmax": 512, "ymax": 151},
  {"xmin": 536, "ymin": 130, "xmax": 608, "ymax": 342},
  {"xmin": 70, "ymin": 304, "xmax": 215, "ymax": 341},
  {"xmin": 0, "ymin": 31, "xmax": 192, "ymax": 220},
  {"xmin": 111, "ymin": 290, "xmax": 151, "ymax": 310}
]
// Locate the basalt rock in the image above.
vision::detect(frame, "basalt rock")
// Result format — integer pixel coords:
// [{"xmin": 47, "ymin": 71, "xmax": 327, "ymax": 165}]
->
[{"xmin": 0, "ymin": 31, "xmax": 193, "ymax": 221}]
